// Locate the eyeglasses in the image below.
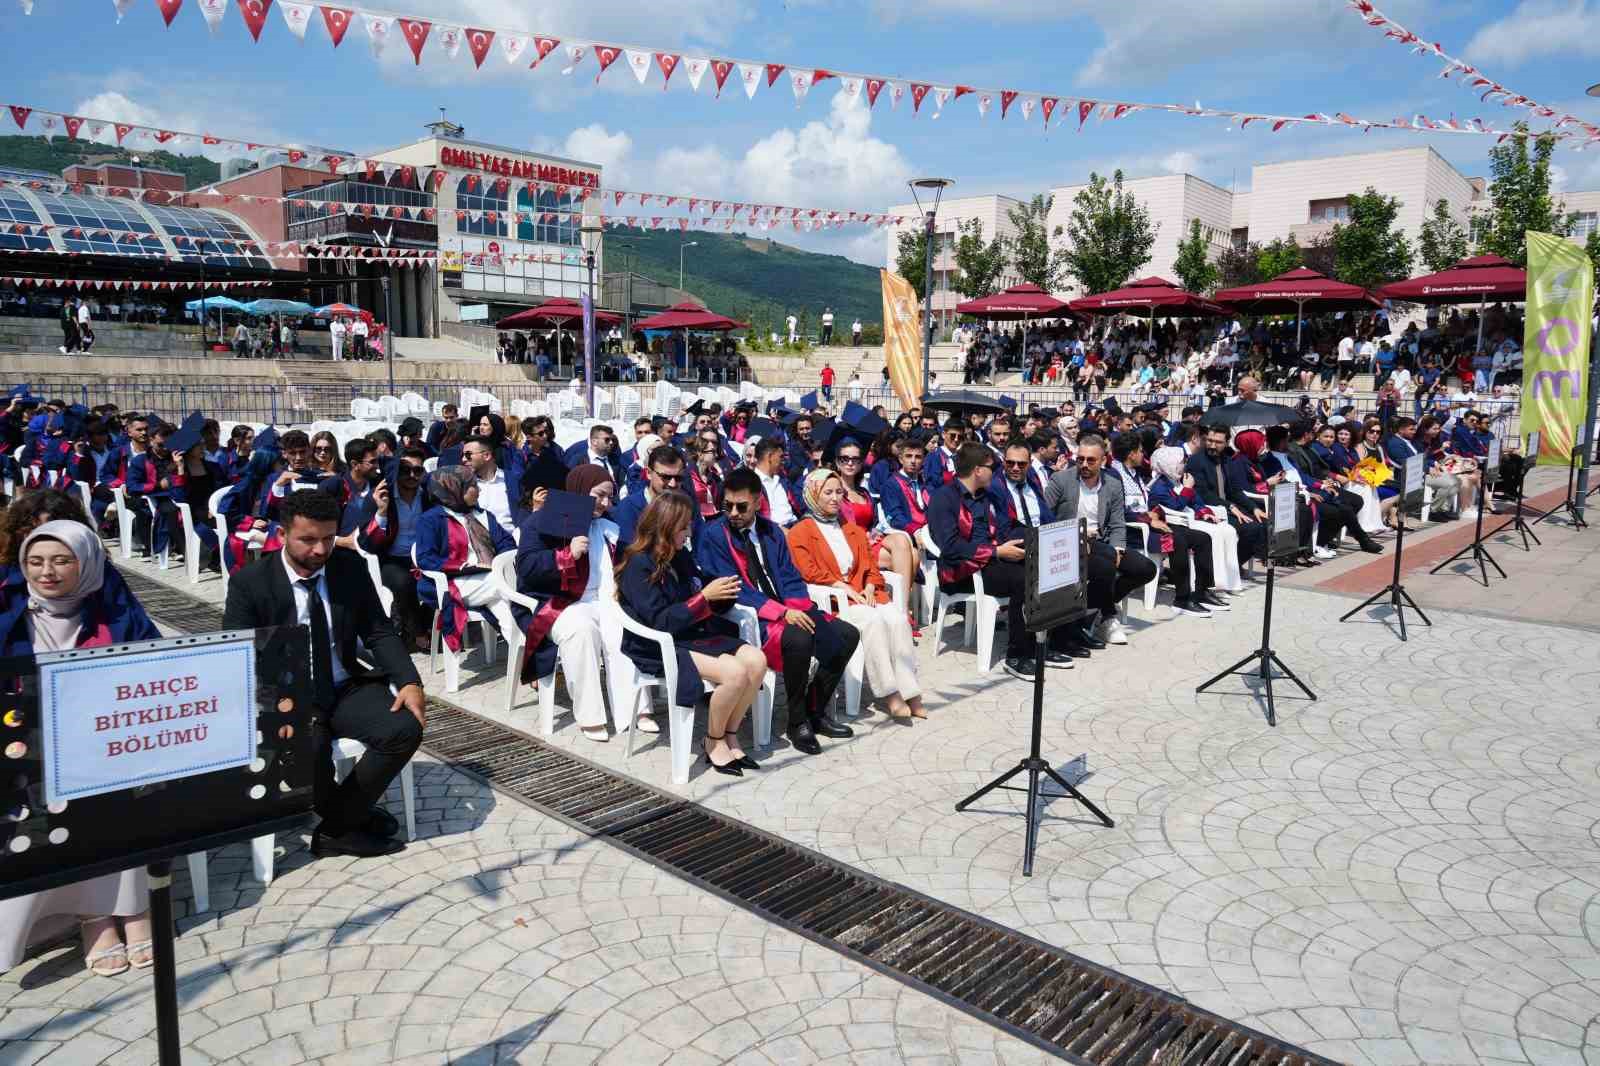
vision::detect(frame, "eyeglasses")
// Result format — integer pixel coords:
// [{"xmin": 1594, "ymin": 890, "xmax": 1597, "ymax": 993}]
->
[
  {"xmin": 399, "ymin": 465, "xmax": 424, "ymax": 476},
  {"xmin": 836, "ymin": 454, "xmax": 862, "ymax": 465},
  {"xmin": 1002, "ymin": 459, "xmax": 1030, "ymax": 469},
  {"xmin": 726, "ymin": 500, "xmax": 754, "ymax": 513},
  {"xmin": 653, "ymin": 471, "xmax": 684, "ymax": 484}
]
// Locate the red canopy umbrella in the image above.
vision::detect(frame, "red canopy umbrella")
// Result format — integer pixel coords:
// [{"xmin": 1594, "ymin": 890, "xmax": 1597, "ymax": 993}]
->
[
  {"xmin": 1215, "ymin": 268, "xmax": 1379, "ymax": 350},
  {"xmin": 955, "ymin": 283, "xmax": 1072, "ymax": 319},
  {"xmin": 1069, "ymin": 276, "xmax": 1228, "ymax": 341},
  {"xmin": 497, "ymin": 296, "xmax": 623, "ymax": 329},
  {"xmin": 633, "ymin": 300, "xmax": 749, "ymax": 332},
  {"xmin": 1377, "ymin": 254, "xmax": 1527, "ymax": 350}
]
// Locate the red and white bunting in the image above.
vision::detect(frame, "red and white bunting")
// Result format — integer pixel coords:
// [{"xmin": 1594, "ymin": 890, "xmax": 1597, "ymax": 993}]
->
[
  {"xmin": 683, "ymin": 56, "xmax": 707, "ymax": 92},
  {"xmin": 789, "ymin": 68, "xmax": 813, "ymax": 105},
  {"xmin": 362, "ymin": 12, "xmax": 390, "ymax": 57},
  {"xmin": 530, "ymin": 36, "xmax": 559, "ymax": 68},
  {"xmin": 560, "ymin": 42, "xmax": 587, "ymax": 74},
  {"xmin": 397, "ymin": 17, "xmax": 429, "ymax": 64},
  {"xmin": 196, "ymin": 0, "xmax": 227, "ymax": 33},
  {"xmin": 237, "ymin": 0, "xmax": 271, "ymax": 41},
  {"xmin": 593, "ymin": 44, "xmax": 623, "ymax": 82},
  {"xmin": 738, "ymin": 62, "xmax": 761, "ymax": 100},
  {"xmin": 865, "ymin": 78, "xmax": 884, "ymax": 107},
  {"xmin": 320, "ymin": 5, "xmax": 352, "ymax": 46},
  {"xmin": 279, "ymin": 1, "xmax": 312, "ymax": 39},
  {"xmin": 654, "ymin": 52, "xmax": 679, "ymax": 88},
  {"xmin": 624, "ymin": 48, "xmax": 651, "ymax": 84},
  {"xmin": 112, "ymin": 0, "xmax": 137, "ymax": 20},
  {"xmin": 710, "ymin": 59, "xmax": 733, "ymax": 96},
  {"xmin": 435, "ymin": 24, "xmax": 461, "ymax": 59},
  {"xmin": 909, "ymin": 83, "xmax": 930, "ymax": 113},
  {"xmin": 840, "ymin": 77, "xmax": 861, "ymax": 100},
  {"xmin": 888, "ymin": 82, "xmax": 906, "ymax": 110}
]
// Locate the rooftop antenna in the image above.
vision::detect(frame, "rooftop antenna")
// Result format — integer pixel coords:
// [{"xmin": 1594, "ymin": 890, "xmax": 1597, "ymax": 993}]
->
[{"xmin": 425, "ymin": 106, "xmax": 464, "ymax": 140}]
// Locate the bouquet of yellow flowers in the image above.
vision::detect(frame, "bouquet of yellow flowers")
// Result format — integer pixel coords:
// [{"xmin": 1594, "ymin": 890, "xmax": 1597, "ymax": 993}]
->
[{"xmin": 1349, "ymin": 456, "xmax": 1393, "ymax": 488}]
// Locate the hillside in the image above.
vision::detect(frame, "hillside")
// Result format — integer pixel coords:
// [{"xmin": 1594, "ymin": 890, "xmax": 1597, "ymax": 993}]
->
[
  {"xmin": 0, "ymin": 135, "xmax": 221, "ymax": 187},
  {"xmin": 608, "ymin": 226, "xmax": 882, "ymax": 332}
]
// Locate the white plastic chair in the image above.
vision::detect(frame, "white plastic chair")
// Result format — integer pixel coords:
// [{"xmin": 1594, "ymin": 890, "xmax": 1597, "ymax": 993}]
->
[
  {"xmin": 357, "ymin": 546, "xmax": 393, "ymax": 615},
  {"xmin": 174, "ymin": 500, "xmax": 204, "ymax": 584},
  {"xmin": 207, "ymin": 487, "xmax": 234, "ymax": 598},
  {"xmin": 491, "ymin": 550, "xmax": 562, "ymax": 726},
  {"xmin": 414, "ymin": 544, "xmax": 501, "ymax": 694},
  {"xmin": 912, "ymin": 527, "xmax": 940, "ymax": 625},
  {"xmin": 75, "ymin": 480, "xmax": 93, "ymax": 523},
  {"xmin": 111, "ymin": 485, "xmax": 137, "ymax": 560},
  {"xmin": 401, "ymin": 392, "xmax": 429, "ymax": 415},
  {"xmin": 925, "ymin": 535, "xmax": 1008, "ymax": 674}
]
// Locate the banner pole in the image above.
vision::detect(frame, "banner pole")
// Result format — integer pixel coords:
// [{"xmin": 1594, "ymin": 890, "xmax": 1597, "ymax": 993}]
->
[
  {"xmin": 148, "ymin": 859, "xmax": 182, "ymax": 1066},
  {"xmin": 1574, "ymin": 328, "xmax": 1600, "ymax": 518}
]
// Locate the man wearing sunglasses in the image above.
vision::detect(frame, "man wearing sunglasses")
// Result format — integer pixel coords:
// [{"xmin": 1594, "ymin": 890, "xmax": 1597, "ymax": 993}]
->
[{"xmin": 613, "ymin": 444, "xmax": 704, "ymax": 548}]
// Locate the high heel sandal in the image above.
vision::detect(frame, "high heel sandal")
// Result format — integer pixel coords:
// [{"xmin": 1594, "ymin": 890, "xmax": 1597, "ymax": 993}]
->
[{"xmin": 701, "ymin": 734, "xmax": 743, "ymax": 777}]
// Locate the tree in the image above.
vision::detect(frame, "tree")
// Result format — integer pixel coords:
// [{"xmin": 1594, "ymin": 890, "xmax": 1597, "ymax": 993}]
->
[
  {"xmin": 1172, "ymin": 218, "xmax": 1220, "ymax": 294},
  {"xmin": 1478, "ymin": 122, "xmax": 1575, "ymax": 268},
  {"xmin": 1302, "ymin": 234, "xmax": 1338, "ymax": 279},
  {"xmin": 1256, "ymin": 237, "xmax": 1303, "ymax": 281},
  {"xmin": 1330, "ymin": 187, "xmax": 1413, "ymax": 290},
  {"xmin": 1418, "ymin": 198, "xmax": 1470, "ymax": 273},
  {"xmin": 951, "ymin": 217, "xmax": 1007, "ymax": 300},
  {"xmin": 1058, "ymin": 171, "xmax": 1157, "ymax": 295},
  {"xmin": 1216, "ymin": 241, "xmax": 1264, "ymax": 291},
  {"xmin": 1005, "ymin": 193, "xmax": 1069, "ymax": 291},
  {"xmin": 1587, "ymin": 230, "xmax": 1600, "ymax": 279},
  {"xmin": 895, "ymin": 227, "xmax": 930, "ymax": 302}
]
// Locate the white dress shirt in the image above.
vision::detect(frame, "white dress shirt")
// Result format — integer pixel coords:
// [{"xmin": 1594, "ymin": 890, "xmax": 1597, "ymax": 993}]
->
[
  {"xmin": 1004, "ymin": 476, "xmax": 1046, "ymax": 526},
  {"xmin": 1076, "ymin": 479, "xmax": 1102, "ymax": 538},
  {"xmin": 759, "ymin": 471, "xmax": 795, "ymax": 525},
  {"xmin": 817, "ymin": 519, "xmax": 854, "ymax": 573},
  {"xmin": 280, "ymin": 552, "xmax": 348, "ymax": 688},
  {"xmin": 475, "ymin": 467, "xmax": 512, "ymax": 532}
]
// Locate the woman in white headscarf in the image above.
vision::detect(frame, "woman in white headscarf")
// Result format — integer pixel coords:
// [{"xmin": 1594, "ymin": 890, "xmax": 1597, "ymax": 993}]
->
[
  {"xmin": 1146, "ymin": 446, "xmax": 1231, "ymax": 616},
  {"xmin": 0, "ymin": 519, "xmax": 161, "ymax": 975}
]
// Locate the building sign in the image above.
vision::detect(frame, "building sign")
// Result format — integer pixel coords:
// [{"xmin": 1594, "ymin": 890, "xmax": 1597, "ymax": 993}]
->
[
  {"xmin": 439, "ymin": 146, "xmax": 599, "ymax": 188},
  {"xmin": 41, "ymin": 638, "xmax": 257, "ymax": 804},
  {"xmin": 441, "ymin": 249, "xmax": 463, "ymax": 288},
  {"xmin": 459, "ymin": 303, "xmax": 489, "ymax": 321}
]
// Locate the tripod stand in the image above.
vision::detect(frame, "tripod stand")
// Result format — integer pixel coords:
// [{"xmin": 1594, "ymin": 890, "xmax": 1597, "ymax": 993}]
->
[
  {"xmin": 1532, "ymin": 446, "xmax": 1589, "ymax": 530},
  {"xmin": 1340, "ymin": 506, "xmax": 1431, "ymax": 641},
  {"xmin": 1488, "ymin": 464, "xmax": 1541, "ymax": 551},
  {"xmin": 955, "ymin": 627, "xmax": 1113, "ymax": 877},
  {"xmin": 1195, "ymin": 553, "xmax": 1314, "ymax": 727},
  {"xmin": 1429, "ymin": 476, "xmax": 1505, "ymax": 586}
]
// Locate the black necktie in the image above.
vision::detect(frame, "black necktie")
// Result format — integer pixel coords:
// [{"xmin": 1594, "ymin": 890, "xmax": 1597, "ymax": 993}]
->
[
  {"xmin": 301, "ymin": 577, "xmax": 337, "ymax": 710},
  {"xmin": 738, "ymin": 529, "xmax": 780, "ymax": 600},
  {"xmin": 1016, "ymin": 482, "xmax": 1033, "ymax": 525}
]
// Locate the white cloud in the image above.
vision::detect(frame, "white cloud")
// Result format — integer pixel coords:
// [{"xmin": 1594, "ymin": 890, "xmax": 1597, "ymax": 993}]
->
[
  {"xmin": 1464, "ymin": 0, "xmax": 1600, "ymax": 68},
  {"xmin": 557, "ymin": 124, "xmax": 635, "ymax": 183},
  {"xmin": 1159, "ymin": 150, "xmax": 1201, "ymax": 175}
]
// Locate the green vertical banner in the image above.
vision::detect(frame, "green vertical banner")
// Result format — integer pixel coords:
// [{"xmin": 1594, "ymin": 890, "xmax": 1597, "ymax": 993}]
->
[{"xmin": 1523, "ymin": 230, "xmax": 1595, "ymax": 463}]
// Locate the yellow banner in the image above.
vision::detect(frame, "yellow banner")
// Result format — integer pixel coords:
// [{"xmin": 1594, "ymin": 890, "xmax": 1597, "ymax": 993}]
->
[
  {"xmin": 880, "ymin": 269, "xmax": 922, "ymax": 411},
  {"xmin": 1523, "ymin": 230, "xmax": 1594, "ymax": 463}
]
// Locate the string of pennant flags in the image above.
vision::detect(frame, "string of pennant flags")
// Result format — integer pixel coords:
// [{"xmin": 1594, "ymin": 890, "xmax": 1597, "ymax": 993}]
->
[
  {"xmin": 0, "ymin": 242, "xmax": 581, "ymax": 266},
  {"xmin": 2, "ymin": 276, "xmax": 273, "ymax": 290},
  {"xmin": 1347, "ymin": 1, "xmax": 1600, "ymax": 145},
  {"xmin": 1, "ymin": 107, "xmax": 908, "ymax": 230},
  {"xmin": 13, "ymin": 0, "xmax": 1572, "ymax": 145}
]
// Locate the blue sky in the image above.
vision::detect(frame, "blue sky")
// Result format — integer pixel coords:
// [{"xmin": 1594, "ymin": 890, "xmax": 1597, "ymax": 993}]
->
[{"xmin": 5, "ymin": 1, "xmax": 1600, "ymax": 265}]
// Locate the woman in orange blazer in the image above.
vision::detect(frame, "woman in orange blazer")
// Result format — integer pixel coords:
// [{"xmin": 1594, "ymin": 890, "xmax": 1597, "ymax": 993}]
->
[{"xmin": 788, "ymin": 468, "xmax": 924, "ymax": 720}]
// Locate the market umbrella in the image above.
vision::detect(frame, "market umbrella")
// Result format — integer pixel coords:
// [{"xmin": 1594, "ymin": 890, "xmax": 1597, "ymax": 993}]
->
[
  {"xmin": 955, "ymin": 283, "xmax": 1073, "ymax": 372},
  {"xmin": 919, "ymin": 389, "xmax": 1009, "ymax": 416},
  {"xmin": 313, "ymin": 302, "xmax": 374, "ymax": 323},
  {"xmin": 1069, "ymin": 276, "xmax": 1229, "ymax": 342},
  {"xmin": 1203, "ymin": 399, "xmax": 1305, "ymax": 428},
  {"xmin": 497, "ymin": 297, "xmax": 625, "ymax": 371},
  {"xmin": 1215, "ymin": 267, "xmax": 1379, "ymax": 351},
  {"xmin": 1376, "ymin": 254, "xmax": 1527, "ymax": 351},
  {"xmin": 184, "ymin": 295, "xmax": 247, "ymax": 314},
  {"xmin": 240, "ymin": 298, "xmax": 314, "ymax": 317},
  {"xmin": 633, "ymin": 301, "xmax": 750, "ymax": 379}
]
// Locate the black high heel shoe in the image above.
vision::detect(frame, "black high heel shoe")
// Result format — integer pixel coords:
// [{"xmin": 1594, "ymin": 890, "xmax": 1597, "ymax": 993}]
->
[
  {"xmin": 701, "ymin": 734, "xmax": 743, "ymax": 777},
  {"xmin": 732, "ymin": 751, "xmax": 761, "ymax": 770}
]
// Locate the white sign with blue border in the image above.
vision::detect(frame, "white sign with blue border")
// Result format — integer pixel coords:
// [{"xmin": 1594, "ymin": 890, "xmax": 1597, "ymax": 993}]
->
[{"xmin": 41, "ymin": 637, "xmax": 257, "ymax": 804}]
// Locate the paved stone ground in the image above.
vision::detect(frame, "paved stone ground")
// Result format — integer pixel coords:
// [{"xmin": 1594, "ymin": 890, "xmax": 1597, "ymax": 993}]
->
[
  {"xmin": 13, "ymin": 513, "xmax": 1600, "ymax": 1065},
  {"xmin": 0, "ymin": 762, "xmax": 1053, "ymax": 1066}
]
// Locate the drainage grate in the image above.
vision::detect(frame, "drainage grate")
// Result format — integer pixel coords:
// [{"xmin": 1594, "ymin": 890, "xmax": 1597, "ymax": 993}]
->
[{"xmin": 121, "ymin": 567, "xmax": 1337, "ymax": 1066}]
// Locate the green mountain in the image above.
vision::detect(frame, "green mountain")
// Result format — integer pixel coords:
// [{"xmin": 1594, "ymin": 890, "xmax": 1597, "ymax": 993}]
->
[
  {"xmin": 0, "ymin": 135, "xmax": 221, "ymax": 188},
  {"xmin": 607, "ymin": 226, "xmax": 882, "ymax": 333}
]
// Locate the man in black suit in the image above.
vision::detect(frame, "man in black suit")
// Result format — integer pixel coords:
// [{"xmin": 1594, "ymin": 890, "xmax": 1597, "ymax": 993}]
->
[{"xmin": 222, "ymin": 489, "xmax": 425, "ymax": 858}]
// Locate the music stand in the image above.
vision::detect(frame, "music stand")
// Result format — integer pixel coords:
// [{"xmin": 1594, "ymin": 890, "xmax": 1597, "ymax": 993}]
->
[
  {"xmin": 1196, "ymin": 481, "xmax": 1315, "ymax": 727},
  {"xmin": 1489, "ymin": 431, "xmax": 1541, "ymax": 551},
  {"xmin": 1341, "ymin": 452, "xmax": 1432, "ymax": 641},
  {"xmin": 1533, "ymin": 428, "xmax": 1590, "ymax": 530},
  {"xmin": 1429, "ymin": 437, "xmax": 1506, "ymax": 586},
  {"xmin": 0, "ymin": 628, "xmax": 315, "ymax": 1066},
  {"xmin": 954, "ymin": 519, "xmax": 1112, "ymax": 877}
]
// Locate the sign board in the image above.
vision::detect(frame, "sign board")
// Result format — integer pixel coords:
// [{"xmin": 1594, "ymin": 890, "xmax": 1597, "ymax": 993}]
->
[
  {"xmin": 1401, "ymin": 453, "xmax": 1426, "ymax": 510},
  {"xmin": 458, "ymin": 303, "xmax": 489, "ymax": 322},
  {"xmin": 1485, "ymin": 437, "xmax": 1502, "ymax": 486},
  {"xmin": 1267, "ymin": 482, "xmax": 1300, "ymax": 561},
  {"xmin": 42, "ymin": 637, "xmax": 256, "ymax": 804},
  {"xmin": 1, "ymin": 629, "xmax": 315, "ymax": 901},
  {"xmin": 1527, "ymin": 430, "xmax": 1541, "ymax": 469},
  {"xmin": 1023, "ymin": 519, "xmax": 1088, "ymax": 631}
]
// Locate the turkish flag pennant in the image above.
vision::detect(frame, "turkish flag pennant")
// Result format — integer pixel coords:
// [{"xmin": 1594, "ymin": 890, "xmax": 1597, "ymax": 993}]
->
[
  {"xmin": 155, "ymin": 0, "xmax": 182, "ymax": 25},
  {"xmin": 397, "ymin": 18, "xmax": 430, "ymax": 64},
  {"xmin": 279, "ymin": 1, "xmax": 311, "ymax": 39},
  {"xmin": 910, "ymin": 84, "xmax": 930, "ymax": 113},
  {"xmin": 1078, "ymin": 100, "xmax": 1094, "ymax": 131},
  {"xmin": 1000, "ymin": 91, "xmax": 1018, "ymax": 119},
  {"xmin": 236, "ymin": 0, "xmax": 271, "ymax": 41},
  {"xmin": 197, "ymin": 0, "xmax": 226, "ymax": 33},
  {"xmin": 655, "ymin": 52, "xmax": 679, "ymax": 88},
  {"xmin": 812, "ymin": 69, "xmax": 834, "ymax": 84},
  {"xmin": 457, "ymin": 27, "xmax": 491, "ymax": 66},
  {"xmin": 114, "ymin": 122, "xmax": 134, "ymax": 143},
  {"xmin": 320, "ymin": 5, "xmax": 351, "ymax": 46},
  {"xmin": 153, "ymin": 129, "xmax": 176, "ymax": 143},
  {"xmin": 1040, "ymin": 96, "xmax": 1058, "ymax": 126},
  {"xmin": 865, "ymin": 78, "xmax": 884, "ymax": 107},
  {"xmin": 530, "ymin": 36, "xmax": 559, "ymax": 67},
  {"xmin": 7, "ymin": 106, "xmax": 30, "ymax": 130},
  {"xmin": 954, "ymin": 85, "xmax": 974, "ymax": 99},
  {"xmin": 710, "ymin": 59, "xmax": 734, "ymax": 95},
  {"xmin": 594, "ymin": 45, "xmax": 622, "ymax": 82},
  {"xmin": 762, "ymin": 63, "xmax": 788, "ymax": 88},
  {"xmin": 62, "ymin": 115, "xmax": 82, "ymax": 139}
]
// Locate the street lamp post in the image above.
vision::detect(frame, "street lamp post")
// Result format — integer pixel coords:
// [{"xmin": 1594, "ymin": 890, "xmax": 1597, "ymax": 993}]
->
[
  {"xmin": 907, "ymin": 177, "xmax": 953, "ymax": 400},
  {"xmin": 679, "ymin": 240, "xmax": 698, "ymax": 293},
  {"xmin": 582, "ymin": 218, "xmax": 604, "ymax": 417},
  {"xmin": 1576, "ymin": 83, "xmax": 1600, "ymax": 515}
]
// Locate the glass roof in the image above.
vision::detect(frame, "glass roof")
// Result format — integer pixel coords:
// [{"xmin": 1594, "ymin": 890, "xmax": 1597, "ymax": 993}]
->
[{"xmin": 20, "ymin": 187, "xmax": 270, "ymax": 268}]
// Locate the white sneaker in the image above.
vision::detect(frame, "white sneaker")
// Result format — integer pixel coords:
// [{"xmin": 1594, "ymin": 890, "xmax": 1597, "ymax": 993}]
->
[
  {"xmin": 1098, "ymin": 617, "xmax": 1130, "ymax": 645},
  {"xmin": 1313, "ymin": 546, "xmax": 1337, "ymax": 560}
]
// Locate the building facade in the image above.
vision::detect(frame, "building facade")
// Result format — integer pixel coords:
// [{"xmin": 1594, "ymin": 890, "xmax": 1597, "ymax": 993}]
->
[
  {"xmin": 882, "ymin": 194, "xmax": 1025, "ymax": 330},
  {"xmin": 1046, "ymin": 173, "xmax": 1233, "ymax": 297}
]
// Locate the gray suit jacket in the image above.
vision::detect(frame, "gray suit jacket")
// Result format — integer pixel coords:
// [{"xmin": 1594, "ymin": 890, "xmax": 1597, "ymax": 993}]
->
[{"xmin": 1043, "ymin": 468, "xmax": 1127, "ymax": 548}]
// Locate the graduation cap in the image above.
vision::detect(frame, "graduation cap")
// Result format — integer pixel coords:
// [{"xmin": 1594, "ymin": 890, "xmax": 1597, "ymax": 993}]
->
[
  {"xmin": 398, "ymin": 416, "xmax": 424, "ymax": 437},
  {"xmin": 746, "ymin": 418, "xmax": 779, "ymax": 441},
  {"xmin": 998, "ymin": 395, "xmax": 1017, "ymax": 410},
  {"xmin": 799, "ymin": 390, "xmax": 819, "ymax": 410},
  {"xmin": 764, "ymin": 399, "xmax": 786, "ymax": 416},
  {"xmin": 166, "ymin": 411, "xmax": 207, "ymax": 455},
  {"xmin": 684, "ymin": 399, "xmax": 710, "ymax": 418},
  {"xmin": 467, "ymin": 404, "xmax": 489, "ymax": 426},
  {"xmin": 1037, "ymin": 407, "xmax": 1060, "ymax": 421},
  {"xmin": 533, "ymin": 489, "xmax": 593, "ymax": 539},
  {"xmin": 734, "ymin": 398, "xmax": 758, "ymax": 412},
  {"xmin": 826, "ymin": 419, "xmax": 879, "ymax": 453},
  {"xmin": 6, "ymin": 384, "xmax": 30, "ymax": 401},
  {"xmin": 254, "ymin": 425, "xmax": 279, "ymax": 453},
  {"xmin": 777, "ymin": 409, "xmax": 806, "ymax": 426},
  {"xmin": 840, "ymin": 402, "xmax": 889, "ymax": 439}
]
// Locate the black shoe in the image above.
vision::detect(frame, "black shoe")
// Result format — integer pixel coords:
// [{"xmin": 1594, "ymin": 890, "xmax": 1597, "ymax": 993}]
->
[
  {"xmin": 1003, "ymin": 656, "xmax": 1036, "ymax": 680},
  {"xmin": 1044, "ymin": 651, "xmax": 1076, "ymax": 670},
  {"xmin": 364, "ymin": 806, "xmax": 400, "ymax": 839},
  {"xmin": 1359, "ymin": 540, "xmax": 1384, "ymax": 554},
  {"xmin": 733, "ymin": 753, "xmax": 762, "ymax": 770},
  {"xmin": 1199, "ymin": 593, "xmax": 1231, "ymax": 612},
  {"xmin": 786, "ymin": 721, "xmax": 822, "ymax": 755},
  {"xmin": 1056, "ymin": 641, "xmax": 1093, "ymax": 659},
  {"xmin": 809, "ymin": 716, "xmax": 853, "ymax": 739},
  {"xmin": 700, "ymin": 750, "xmax": 743, "ymax": 777},
  {"xmin": 1074, "ymin": 626, "xmax": 1108, "ymax": 650},
  {"xmin": 1171, "ymin": 598, "xmax": 1213, "ymax": 617},
  {"xmin": 311, "ymin": 827, "xmax": 404, "ymax": 858}
]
